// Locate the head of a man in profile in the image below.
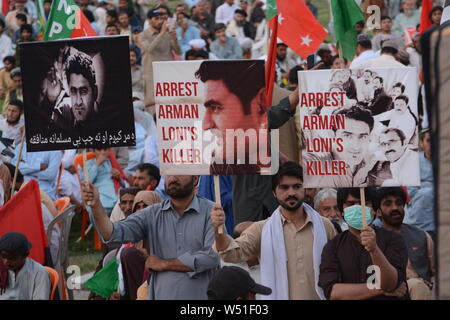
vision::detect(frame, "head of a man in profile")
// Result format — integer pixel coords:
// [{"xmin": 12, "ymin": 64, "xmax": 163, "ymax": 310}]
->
[
  {"xmin": 65, "ymin": 51, "xmax": 98, "ymax": 123},
  {"xmin": 195, "ymin": 61, "xmax": 267, "ymax": 164}
]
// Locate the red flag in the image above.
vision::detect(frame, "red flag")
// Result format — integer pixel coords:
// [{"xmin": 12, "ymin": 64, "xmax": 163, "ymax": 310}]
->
[
  {"xmin": 274, "ymin": 0, "xmax": 327, "ymax": 59},
  {"xmin": 1, "ymin": 0, "xmax": 9, "ymax": 16},
  {"xmin": 108, "ymin": 149, "xmax": 130, "ymax": 193},
  {"xmin": 419, "ymin": 0, "xmax": 433, "ymax": 34},
  {"xmin": 0, "ymin": 180, "xmax": 49, "ymax": 264}
]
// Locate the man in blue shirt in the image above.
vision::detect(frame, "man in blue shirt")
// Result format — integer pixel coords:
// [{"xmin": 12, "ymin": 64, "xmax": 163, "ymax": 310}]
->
[
  {"xmin": 12, "ymin": 142, "xmax": 61, "ymax": 200},
  {"xmin": 82, "ymin": 174, "xmax": 220, "ymax": 300},
  {"xmin": 210, "ymin": 23, "xmax": 242, "ymax": 60},
  {"xmin": 405, "ymin": 130, "xmax": 436, "ymax": 241}
]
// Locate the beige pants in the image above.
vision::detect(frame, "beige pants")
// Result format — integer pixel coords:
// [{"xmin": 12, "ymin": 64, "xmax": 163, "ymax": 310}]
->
[
  {"xmin": 407, "ymin": 278, "xmax": 432, "ymax": 300},
  {"xmin": 136, "ymin": 281, "xmax": 148, "ymax": 300}
]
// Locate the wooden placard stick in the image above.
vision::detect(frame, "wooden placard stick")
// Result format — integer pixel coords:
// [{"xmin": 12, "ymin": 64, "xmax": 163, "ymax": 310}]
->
[
  {"xmin": 10, "ymin": 130, "xmax": 26, "ymax": 200},
  {"xmin": 213, "ymin": 175, "xmax": 224, "ymax": 234},
  {"xmin": 360, "ymin": 187, "xmax": 367, "ymax": 228},
  {"xmin": 82, "ymin": 149, "xmax": 92, "ymax": 206}
]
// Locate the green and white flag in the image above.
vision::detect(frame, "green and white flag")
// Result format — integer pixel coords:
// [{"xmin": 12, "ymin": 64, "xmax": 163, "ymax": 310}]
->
[
  {"xmin": 266, "ymin": 0, "xmax": 278, "ymax": 21},
  {"xmin": 43, "ymin": 0, "xmax": 97, "ymax": 41}
]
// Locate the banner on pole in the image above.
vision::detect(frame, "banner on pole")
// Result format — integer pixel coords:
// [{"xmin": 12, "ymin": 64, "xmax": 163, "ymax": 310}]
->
[
  {"xmin": 299, "ymin": 67, "xmax": 420, "ymax": 188},
  {"xmin": 153, "ymin": 60, "xmax": 275, "ymax": 175},
  {"xmin": 20, "ymin": 36, "xmax": 135, "ymax": 152}
]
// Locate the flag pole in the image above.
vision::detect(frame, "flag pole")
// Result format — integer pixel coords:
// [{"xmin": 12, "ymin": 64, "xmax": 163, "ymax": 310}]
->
[
  {"xmin": 10, "ymin": 130, "xmax": 26, "ymax": 201},
  {"xmin": 213, "ymin": 175, "xmax": 224, "ymax": 234},
  {"xmin": 266, "ymin": 15, "xmax": 279, "ymax": 106}
]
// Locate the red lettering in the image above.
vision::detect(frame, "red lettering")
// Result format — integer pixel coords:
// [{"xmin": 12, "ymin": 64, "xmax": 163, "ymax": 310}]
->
[
  {"xmin": 336, "ymin": 138, "xmax": 344, "ymax": 152},
  {"xmin": 300, "ymin": 93, "xmax": 308, "ymax": 107},
  {"xmin": 308, "ymin": 93, "xmax": 315, "ymax": 107},
  {"xmin": 316, "ymin": 92, "xmax": 323, "ymax": 106},
  {"xmin": 305, "ymin": 161, "xmax": 347, "ymax": 175},
  {"xmin": 161, "ymin": 149, "xmax": 202, "ymax": 163},
  {"xmin": 163, "ymin": 82, "xmax": 170, "ymax": 96}
]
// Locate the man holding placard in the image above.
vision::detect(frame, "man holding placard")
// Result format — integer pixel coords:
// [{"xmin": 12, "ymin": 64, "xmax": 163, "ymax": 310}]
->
[
  {"xmin": 318, "ymin": 187, "xmax": 409, "ymax": 300},
  {"xmin": 211, "ymin": 162, "xmax": 337, "ymax": 300}
]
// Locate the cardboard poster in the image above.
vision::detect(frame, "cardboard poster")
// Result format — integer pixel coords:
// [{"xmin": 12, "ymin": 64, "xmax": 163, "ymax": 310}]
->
[
  {"xmin": 153, "ymin": 60, "xmax": 274, "ymax": 175},
  {"xmin": 20, "ymin": 36, "xmax": 135, "ymax": 151},
  {"xmin": 299, "ymin": 67, "xmax": 420, "ymax": 188}
]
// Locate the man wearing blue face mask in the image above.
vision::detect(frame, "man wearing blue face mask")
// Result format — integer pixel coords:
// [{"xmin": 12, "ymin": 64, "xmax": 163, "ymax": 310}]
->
[{"xmin": 318, "ymin": 188, "xmax": 409, "ymax": 300}]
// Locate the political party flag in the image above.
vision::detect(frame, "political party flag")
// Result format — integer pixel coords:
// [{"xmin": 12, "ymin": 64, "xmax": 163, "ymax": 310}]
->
[
  {"xmin": 84, "ymin": 258, "xmax": 119, "ymax": 299},
  {"xmin": 0, "ymin": 180, "xmax": 49, "ymax": 265},
  {"xmin": 441, "ymin": 0, "xmax": 450, "ymax": 24},
  {"xmin": 43, "ymin": 0, "xmax": 97, "ymax": 41},
  {"xmin": 266, "ymin": 0, "xmax": 278, "ymax": 21},
  {"xmin": 36, "ymin": 0, "xmax": 47, "ymax": 40},
  {"xmin": 331, "ymin": 0, "xmax": 365, "ymax": 60},
  {"xmin": 273, "ymin": 0, "xmax": 327, "ymax": 59},
  {"xmin": 1, "ymin": 0, "xmax": 10, "ymax": 16},
  {"xmin": 419, "ymin": 0, "xmax": 433, "ymax": 34}
]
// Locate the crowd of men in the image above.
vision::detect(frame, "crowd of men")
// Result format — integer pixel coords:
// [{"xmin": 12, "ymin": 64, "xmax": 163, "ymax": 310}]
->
[{"xmin": 0, "ymin": 0, "xmax": 443, "ymax": 300}]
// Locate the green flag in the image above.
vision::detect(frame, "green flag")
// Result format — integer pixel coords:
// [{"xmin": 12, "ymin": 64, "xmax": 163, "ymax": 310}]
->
[
  {"xmin": 331, "ymin": 0, "xmax": 365, "ymax": 60},
  {"xmin": 36, "ymin": 0, "xmax": 47, "ymax": 40},
  {"xmin": 43, "ymin": 0, "xmax": 97, "ymax": 41},
  {"xmin": 83, "ymin": 258, "xmax": 119, "ymax": 299},
  {"xmin": 266, "ymin": 0, "xmax": 278, "ymax": 21}
]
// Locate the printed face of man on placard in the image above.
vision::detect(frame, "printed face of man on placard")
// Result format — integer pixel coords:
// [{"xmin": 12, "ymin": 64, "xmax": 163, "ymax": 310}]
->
[
  {"xmin": 379, "ymin": 129, "xmax": 407, "ymax": 163},
  {"xmin": 335, "ymin": 119, "xmax": 370, "ymax": 166},
  {"xmin": 393, "ymin": 97, "xmax": 408, "ymax": 115},
  {"xmin": 66, "ymin": 52, "xmax": 98, "ymax": 124},
  {"xmin": 197, "ymin": 61, "xmax": 267, "ymax": 165},
  {"xmin": 69, "ymin": 73, "xmax": 96, "ymax": 122},
  {"xmin": 202, "ymin": 80, "xmax": 265, "ymax": 162},
  {"xmin": 333, "ymin": 107, "xmax": 374, "ymax": 167}
]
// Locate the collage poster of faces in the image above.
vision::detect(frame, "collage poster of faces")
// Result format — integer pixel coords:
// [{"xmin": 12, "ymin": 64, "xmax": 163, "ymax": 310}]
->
[
  {"xmin": 21, "ymin": 36, "xmax": 135, "ymax": 152},
  {"xmin": 299, "ymin": 67, "xmax": 420, "ymax": 188},
  {"xmin": 153, "ymin": 60, "xmax": 274, "ymax": 176}
]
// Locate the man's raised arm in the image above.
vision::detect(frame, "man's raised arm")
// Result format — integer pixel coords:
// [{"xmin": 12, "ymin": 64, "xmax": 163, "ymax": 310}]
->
[{"xmin": 81, "ymin": 182, "xmax": 114, "ymax": 241}]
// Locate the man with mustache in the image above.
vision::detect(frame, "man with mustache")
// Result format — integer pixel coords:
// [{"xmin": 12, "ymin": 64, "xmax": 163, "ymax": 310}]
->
[
  {"xmin": 378, "ymin": 127, "xmax": 420, "ymax": 186},
  {"xmin": 378, "ymin": 187, "xmax": 434, "ymax": 300},
  {"xmin": 51, "ymin": 48, "xmax": 101, "ymax": 135},
  {"xmin": 211, "ymin": 162, "xmax": 337, "ymax": 299},
  {"xmin": 81, "ymin": 174, "xmax": 220, "ymax": 300}
]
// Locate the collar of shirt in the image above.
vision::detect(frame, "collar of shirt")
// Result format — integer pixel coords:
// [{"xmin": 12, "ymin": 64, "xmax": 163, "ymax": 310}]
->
[
  {"xmin": 148, "ymin": 26, "xmax": 160, "ymax": 36},
  {"xmin": 279, "ymin": 209, "xmax": 312, "ymax": 231},
  {"xmin": 161, "ymin": 195, "xmax": 201, "ymax": 215},
  {"xmin": 380, "ymin": 54, "xmax": 398, "ymax": 62}
]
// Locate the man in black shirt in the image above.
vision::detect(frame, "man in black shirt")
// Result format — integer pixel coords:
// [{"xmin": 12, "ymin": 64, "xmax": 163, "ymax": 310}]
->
[
  {"xmin": 319, "ymin": 188, "xmax": 409, "ymax": 300},
  {"xmin": 191, "ymin": 1, "xmax": 215, "ymax": 45}
]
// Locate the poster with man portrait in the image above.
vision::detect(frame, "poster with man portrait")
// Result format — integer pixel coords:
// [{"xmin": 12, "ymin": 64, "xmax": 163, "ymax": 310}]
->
[
  {"xmin": 153, "ymin": 60, "xmax": 275, "ymax": 175},
  {"xmin": 299, "ymin": 67, "xmax": 420, "ymax": 188},
  {"xmin": 20, "ymin": 36, "xmax": 135, "ymax": 152}
]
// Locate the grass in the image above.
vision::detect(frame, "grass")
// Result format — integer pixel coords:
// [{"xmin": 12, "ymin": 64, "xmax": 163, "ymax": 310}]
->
[{"xmin": 67, "ymin": 211, "xmax": 102, "ymax": 275}]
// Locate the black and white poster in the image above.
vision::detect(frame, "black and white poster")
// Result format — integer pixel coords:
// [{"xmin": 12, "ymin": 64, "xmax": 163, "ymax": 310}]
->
[
  {"xmin": 299, "ymin": 67, "xmax": 420, "ymax": 188},
  {"xmin": 20, "ymin": 36, "xmax": 135, "ymax": 152}
]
